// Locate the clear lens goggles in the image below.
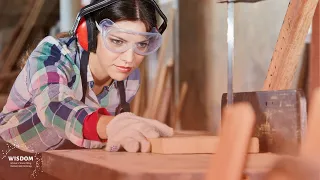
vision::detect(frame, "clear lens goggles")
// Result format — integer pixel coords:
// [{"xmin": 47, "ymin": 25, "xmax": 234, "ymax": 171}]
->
[{"xmin": 95, "ymin": 19, "xmax": 163, "ymax": 56}]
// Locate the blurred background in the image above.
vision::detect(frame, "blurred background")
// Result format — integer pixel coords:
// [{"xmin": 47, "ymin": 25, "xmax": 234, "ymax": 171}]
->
[{"xmin": 0, "ymin": 0, "xmax": 314, "ymax": 135}]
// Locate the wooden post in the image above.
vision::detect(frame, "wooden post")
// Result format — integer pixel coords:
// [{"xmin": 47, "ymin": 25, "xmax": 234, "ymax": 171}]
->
[
  {"xmin": 263, "ymin": 0, "xmax": 319, "ymax": 90},
  {"xmin": 179, "ymin": 0, "xmax": 213, "ymax": 130},
  {"xmin": 308, "ymin": 2, "xmax": 320, "ymax": 98}
]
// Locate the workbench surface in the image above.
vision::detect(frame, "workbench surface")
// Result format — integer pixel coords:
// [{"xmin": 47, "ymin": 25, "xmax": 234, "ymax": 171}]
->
[{"xmin": 42, "ymin": 149, "xmax": 280, "ymax": 180}]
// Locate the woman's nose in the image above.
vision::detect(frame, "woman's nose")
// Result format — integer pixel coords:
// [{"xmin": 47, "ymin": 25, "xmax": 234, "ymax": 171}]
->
[{"xmin": 121, "ymin": 48, "xmax": 135, "ymax": 63}]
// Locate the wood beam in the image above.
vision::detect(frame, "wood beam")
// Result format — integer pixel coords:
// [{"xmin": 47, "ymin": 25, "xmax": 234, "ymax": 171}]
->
[
  {"xmin": 179, "ymin": 0, "xmax": 213, "ymax": 130},
  {"xmin": 263, "ymin": 0, "xmax": 319, "ymax": 90}
]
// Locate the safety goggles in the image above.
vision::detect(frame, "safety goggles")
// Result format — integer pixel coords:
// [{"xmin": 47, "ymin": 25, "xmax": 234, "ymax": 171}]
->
[{"xmin": 95, "ymin": 19, "xmax": 163, "ymax": 56}]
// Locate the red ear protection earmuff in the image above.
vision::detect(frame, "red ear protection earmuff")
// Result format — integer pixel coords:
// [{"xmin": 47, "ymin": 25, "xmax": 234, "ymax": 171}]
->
[{"xmin": 76, "ymin": 18, "xmax": 89, "ymax": 51}]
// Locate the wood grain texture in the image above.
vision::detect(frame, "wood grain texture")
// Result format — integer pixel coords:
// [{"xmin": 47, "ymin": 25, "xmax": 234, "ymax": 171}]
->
[
  {"xmin": 42, "ymin": 150, "xmax": 280, "ymax": 180},
  {"xmin": 149, "ymin": 136, "xmax": 259, "ymax": 154},
  {"xmin": 263, "ymin": 0, "xmax": 319, "ymax": 90},
  {"xmin": 221, "ymin": 90, "xmax": 307, "ymax": 154}
]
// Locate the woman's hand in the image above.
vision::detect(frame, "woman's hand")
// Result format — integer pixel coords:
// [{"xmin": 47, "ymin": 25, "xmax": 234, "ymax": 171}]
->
[{"xmin": 103, "ymin": 112, "xmax": 173, "ymax": 153}]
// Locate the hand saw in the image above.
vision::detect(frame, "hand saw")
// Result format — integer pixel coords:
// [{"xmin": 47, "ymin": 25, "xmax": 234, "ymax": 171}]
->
[
  {"xmin": 227, "ymin": 1, "xmax": 234, "ymax": 105},
  {"xmin": 218, "ymin": 0, "xmax": 267, "ymax": 106}
]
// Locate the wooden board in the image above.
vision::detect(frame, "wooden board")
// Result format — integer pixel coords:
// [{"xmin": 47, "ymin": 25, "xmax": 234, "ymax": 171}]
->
[
  {"xmin": 206, "ymin": 102, "xmax": 256, "ymax": 180},
  {"xmin": 221, "ymin": 89, "xmax": 307, "ymax": 154},
  {"xmin": 263, "ymin": 0, "xmax": 319, "ymax": 90},
  {"xmin": 149, "ymin": 136, "xmax": 259, "ymax": 154},
  {"xmin": 42, "ymin": 149, "xmax": 280, "ymax": 180}
]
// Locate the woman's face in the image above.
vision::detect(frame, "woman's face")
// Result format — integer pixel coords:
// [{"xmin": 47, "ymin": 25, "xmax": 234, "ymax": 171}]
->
[{"xmin": 95, "ymin": 20, "xmax": 147, "ymax": 81}]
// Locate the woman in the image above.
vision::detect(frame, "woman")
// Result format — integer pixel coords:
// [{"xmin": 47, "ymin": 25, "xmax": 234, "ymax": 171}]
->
[{"xmin": 0, "ymin": 0, "xmax": 173, "ymax": 153}]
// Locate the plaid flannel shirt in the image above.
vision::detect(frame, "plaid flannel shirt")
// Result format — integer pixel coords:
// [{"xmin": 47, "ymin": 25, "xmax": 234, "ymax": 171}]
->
[{"xmin": 0, "ymin": 36, "xmax": 140, "ymax": 153}]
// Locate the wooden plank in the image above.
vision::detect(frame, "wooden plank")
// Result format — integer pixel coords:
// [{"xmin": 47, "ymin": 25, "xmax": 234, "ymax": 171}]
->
[
  {"xmin": 206, "ymin": 103, "xmax": 256, "ymax": 180},
  {"xmin": 308, "ymin": 2, "xmax": 320, "ymax": 99},
  {"xmin": 263, "ymin": 0, "xmax": 319, "ymax": 90},
  {"xmin": 42, "ymin": 149, "xmax": 280, "ymax": 180},
  {"xmin": 156, "ymin": 86, "xmax": 171, "ymax": 123},
  {"xmin": 221, "ymin": 89, "xmax": 307, "ymax": 154},
  {"xmin": 149, "ymin": 135, "xmax": 259, "ymax": 154},
  {"xmin": 173, "ymin": 130, "xmax": 213, "ymax": 136},
  {"xmin": 131, "ymin": 60, "xmax": 146, "ymax": 115},
  {"xmin": 171, "ymin": 81, "xmax": 188, "ymax": 129},
  {"xmin": 148, "ymin": 59, "xmax": 174, "ymax": 119},
  {"xmin": 156, "ymin": 60, "xmax": 174, "ymax": 122}
]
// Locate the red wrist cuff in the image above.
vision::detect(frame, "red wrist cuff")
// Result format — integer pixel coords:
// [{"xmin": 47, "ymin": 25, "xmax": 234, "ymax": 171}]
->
[{"xmin": 83, "ymin": 108, "xmax": 110, "ymax": 142}]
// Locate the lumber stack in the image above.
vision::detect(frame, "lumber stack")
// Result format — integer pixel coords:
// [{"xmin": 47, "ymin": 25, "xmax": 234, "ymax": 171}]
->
[{"xmin": 0, "ymin": 0, "xmax": 59, "ymax": 111}]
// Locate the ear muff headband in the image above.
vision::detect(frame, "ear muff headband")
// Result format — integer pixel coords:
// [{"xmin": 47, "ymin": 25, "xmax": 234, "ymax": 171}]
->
[{"xmin": 70, "ymin": 0, "xmax": 167, "ymax": 51}]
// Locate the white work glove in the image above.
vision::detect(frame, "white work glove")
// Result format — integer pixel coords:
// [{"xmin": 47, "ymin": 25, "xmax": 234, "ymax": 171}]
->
[{"xmin": 104, "ymin": 112, "xmax": 173, "ymax": 153}]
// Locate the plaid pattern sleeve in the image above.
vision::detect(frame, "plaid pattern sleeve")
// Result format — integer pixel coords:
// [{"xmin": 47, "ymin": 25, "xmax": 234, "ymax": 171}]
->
[{"xmin": 0, "ymin": 36, "xmax": 106, "ymax": 152}]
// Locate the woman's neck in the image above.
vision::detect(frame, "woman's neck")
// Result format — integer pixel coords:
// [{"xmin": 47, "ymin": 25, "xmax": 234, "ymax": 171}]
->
[{"xmin": 88, "ymin": 53, "xmax": 112, "ymax": 88}]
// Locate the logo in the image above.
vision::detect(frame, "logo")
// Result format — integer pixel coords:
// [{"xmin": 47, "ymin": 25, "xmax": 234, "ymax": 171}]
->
[
  {"xmin": 8, "ymin": 156, "xmax": 34, "ymax": 162},
  {"xmin": 2, "ymin": 142, "xmax": 42, "ymax": 178},
  {"xmin": 7, "ymin": 156, "xmax": 34, "ymax": 169}
]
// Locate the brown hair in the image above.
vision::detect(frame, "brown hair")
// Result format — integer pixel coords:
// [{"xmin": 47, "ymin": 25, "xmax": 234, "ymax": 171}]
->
[{"xmin": 19, "ymin": 0, "xmax": 157, "ymax": 69}]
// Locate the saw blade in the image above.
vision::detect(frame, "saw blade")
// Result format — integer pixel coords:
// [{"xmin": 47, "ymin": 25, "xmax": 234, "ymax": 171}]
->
[{"xmin": 227, "ymin": 1, "xmax": 234, "ymax": 105}]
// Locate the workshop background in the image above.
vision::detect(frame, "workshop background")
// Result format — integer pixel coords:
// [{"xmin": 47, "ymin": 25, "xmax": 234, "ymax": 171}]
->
[{"xmin": 0, "ymin": 0, "xmax": 314, "ymax": 135}]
